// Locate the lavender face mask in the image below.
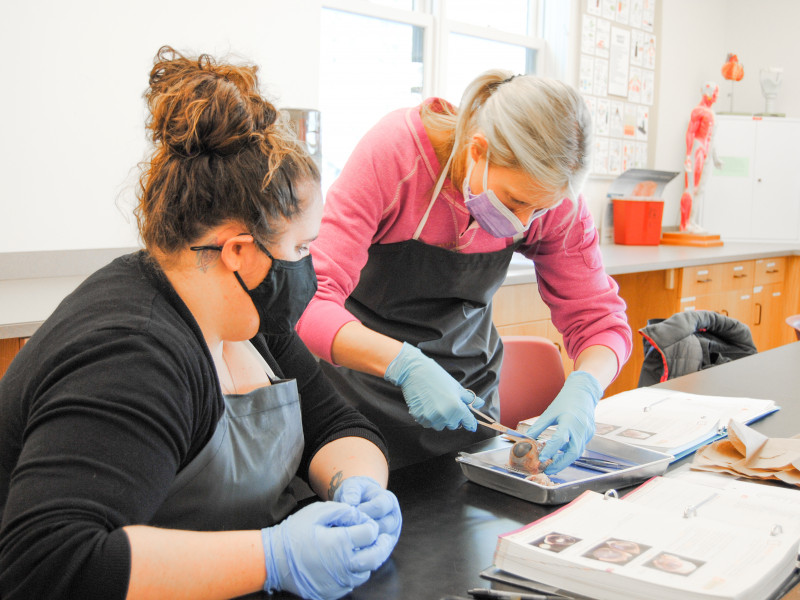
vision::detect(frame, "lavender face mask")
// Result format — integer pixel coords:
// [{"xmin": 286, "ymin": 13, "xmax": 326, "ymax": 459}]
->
[{"xmin": 463, "ymin": 155, "xmax": 547, "ymax": 238}]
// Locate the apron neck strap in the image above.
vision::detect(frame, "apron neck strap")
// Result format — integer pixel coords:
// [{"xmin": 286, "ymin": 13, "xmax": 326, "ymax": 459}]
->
[
  {"xmin": 243, "ymin": 340, "xmax": 278, "ymax": 381},
  {"xmin": 413, "ymin": 143, "xmax": 458, "ymax": 241}
]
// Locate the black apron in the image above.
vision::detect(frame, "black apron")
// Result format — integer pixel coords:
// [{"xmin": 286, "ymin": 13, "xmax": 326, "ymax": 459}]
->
[
  {"xmin": 150, "ymin": 343, "xmax": 308, "ymax": 531},
  {"xmin": 323, "ymin": 234, "xmax": 521, "ymax": 469}
]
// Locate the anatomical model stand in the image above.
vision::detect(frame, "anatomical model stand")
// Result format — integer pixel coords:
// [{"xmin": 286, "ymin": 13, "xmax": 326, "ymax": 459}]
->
[
  {"xmin": 759, "ymin": 67, "xmax": 783, "ymax": 116},
  {"xmin": 680, "ymin": 82, "xmax": 723, "ymax": 233}
]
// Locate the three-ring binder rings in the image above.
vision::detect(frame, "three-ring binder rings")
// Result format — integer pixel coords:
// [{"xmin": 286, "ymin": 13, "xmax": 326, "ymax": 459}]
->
[{"xmin": 493, "ymin": 471, "xmax": 800, "ymax": 600}]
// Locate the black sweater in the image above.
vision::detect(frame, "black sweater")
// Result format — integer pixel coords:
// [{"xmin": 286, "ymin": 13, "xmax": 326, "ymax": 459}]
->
[{"xmin": 0, "ymin": 251, "xmax": 386, "ymax": 599}]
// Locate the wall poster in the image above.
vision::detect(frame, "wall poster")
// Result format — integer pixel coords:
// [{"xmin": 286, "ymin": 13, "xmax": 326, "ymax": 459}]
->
[{"xmin": 580, "ymin": 0, "xmax": 657, "ymax": 176}]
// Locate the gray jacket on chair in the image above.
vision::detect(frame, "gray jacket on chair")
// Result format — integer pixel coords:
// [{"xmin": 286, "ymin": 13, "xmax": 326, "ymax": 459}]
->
[{"xmin": 638, "ymin": 310, "xmax": 757, "ymax": 387}]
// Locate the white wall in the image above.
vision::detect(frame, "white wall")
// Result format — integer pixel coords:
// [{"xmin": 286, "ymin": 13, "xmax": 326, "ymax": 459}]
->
[
  {"xmin": 721, "ymin": 0, "xmax": 800, "ymax": 118},
  {"xmin": 4, "ymin": 0, "xmax": 800, "ymax": 252},
  {"xmin": 0, "ymin": 0, "xmax": 320, "ymax": 253},
  {"xmin": 652, "ymin": 0, "xmax": 800, "ymax": 229}
]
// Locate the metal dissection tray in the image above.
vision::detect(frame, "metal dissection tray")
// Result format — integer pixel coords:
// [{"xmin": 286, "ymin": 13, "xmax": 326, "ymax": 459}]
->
[{"xmin": 456, "ymin": 436, "xmax": 672, "ymax": 505}]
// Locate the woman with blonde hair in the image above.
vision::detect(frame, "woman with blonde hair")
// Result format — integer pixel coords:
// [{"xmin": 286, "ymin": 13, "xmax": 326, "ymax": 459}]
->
[
  {"xmin": 297, "ymin": 70, "xmax": 631, "ymax": 471},
  {"xmin": 0, "ymin": 46, "xmax": 400, "ymax": 600}
]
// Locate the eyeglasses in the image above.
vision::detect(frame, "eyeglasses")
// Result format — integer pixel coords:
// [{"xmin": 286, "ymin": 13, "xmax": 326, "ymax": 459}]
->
[{"xmin": 190, "ymin": 233, "xmax": 272, "ymax": 256}]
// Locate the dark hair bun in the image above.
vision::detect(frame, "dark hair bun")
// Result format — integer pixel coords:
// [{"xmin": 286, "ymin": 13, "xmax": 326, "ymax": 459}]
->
[
  {"xmin": 146, "ymin": 45, "xmax": 278, "ymax": 157},
  {"xmin": 136, "ymin": 46, "xmax": 319, "ymax": 256}
]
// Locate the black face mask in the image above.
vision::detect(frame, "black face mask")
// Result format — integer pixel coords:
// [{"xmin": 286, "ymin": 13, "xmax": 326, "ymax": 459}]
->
[
  {"xmin": 233, "ymin": 248, "xmax": 318, "ymax": 334},
  {"xmin": 190, "ymin": 240, "xmax": 318, "ymax": 335}
]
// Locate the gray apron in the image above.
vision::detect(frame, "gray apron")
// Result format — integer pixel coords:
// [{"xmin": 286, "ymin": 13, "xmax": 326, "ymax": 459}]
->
[
  {"xmin": 150, "ymin": 344, "xmax": 307, "ymax": 531},
  {"xmin": 322, "ymin": 189, "xmax": 523, "ymax": 468}
]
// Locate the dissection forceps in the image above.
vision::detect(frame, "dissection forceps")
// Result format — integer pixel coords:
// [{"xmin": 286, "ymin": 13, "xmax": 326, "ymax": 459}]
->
[
  {"xmin": 465, "ymin": 391, "xmax": 534, "ymax": 440},
  {"xmin": 466, "ymin": 391, "xmax": 628, "ymax": 473}
]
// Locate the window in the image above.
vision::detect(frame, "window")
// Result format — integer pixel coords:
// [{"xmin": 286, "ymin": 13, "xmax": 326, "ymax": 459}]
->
[
  {"xmin": 445, "ymin": 34, "xmax": 535, "ymax": 104},
  {"xmin": 319, "ymin": 0, "xmax": 557, "ymax": 195},
  {"xmin": 319, "ymin": 6, "xmax": 424, "ymax": 195}
]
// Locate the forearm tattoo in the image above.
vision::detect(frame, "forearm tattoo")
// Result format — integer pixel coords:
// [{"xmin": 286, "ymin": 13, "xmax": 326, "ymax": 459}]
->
[{"xmin": 327, "ymin": 470, "xmax": 344, "ymax": 500}]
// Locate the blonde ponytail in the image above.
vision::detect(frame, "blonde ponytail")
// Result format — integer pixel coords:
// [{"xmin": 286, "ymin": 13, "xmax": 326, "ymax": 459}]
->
[{"xmin": 422, "ymin": 70, "xmax": 591, "ymax": 203}]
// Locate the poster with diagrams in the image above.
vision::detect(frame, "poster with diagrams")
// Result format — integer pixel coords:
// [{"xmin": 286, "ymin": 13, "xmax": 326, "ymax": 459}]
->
[{"xmin": 582, "ymin": 0, "xmax": 656, "ymax": 176}]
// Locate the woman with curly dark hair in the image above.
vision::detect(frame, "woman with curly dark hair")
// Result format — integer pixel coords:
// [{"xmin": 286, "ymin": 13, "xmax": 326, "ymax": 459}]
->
[{"xmin": 0, "ymin": 46, "xmax": 400, "ymax": 600}]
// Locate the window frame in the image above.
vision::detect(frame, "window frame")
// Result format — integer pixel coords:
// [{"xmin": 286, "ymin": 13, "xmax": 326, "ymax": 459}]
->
[{"xmin": 321, "ymin": 0, "xmax": 548, "ymax": 100}]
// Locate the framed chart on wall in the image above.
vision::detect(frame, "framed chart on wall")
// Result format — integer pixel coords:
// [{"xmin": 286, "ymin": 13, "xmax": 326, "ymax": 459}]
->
[{"xmin": 581, "ymin": 0, "xmax": 657, "ymax": 177}]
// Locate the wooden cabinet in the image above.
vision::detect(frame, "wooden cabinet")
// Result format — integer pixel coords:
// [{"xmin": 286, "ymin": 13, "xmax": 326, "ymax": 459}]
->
[
  {"xmin": 677, "ymin": 259, "xmax": 755, "ymax": 325},
  {"xmin": 751, "ymin": 257, "xmax": 788, "ymax": 350},
  {"xmin": 608, "ymin": 255, "xmax": 799, "ymax": 397},
  {"xmin": 0, "ymin": 337, "xmax": 26, "ymax": 380},
  {"xmin": 492, "ymin": 255, "xmax": 799, "ymax": 397},
  {"xmin": 492, "ymin": 283, "xmax": 572, "ymax": 377},
  {"xmin": 680, "ymin": 263, "xmax": 724, "ymax": 298}
]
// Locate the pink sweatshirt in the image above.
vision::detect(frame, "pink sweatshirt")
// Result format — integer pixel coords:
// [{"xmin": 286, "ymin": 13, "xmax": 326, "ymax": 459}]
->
[{"xmin": 296, "ymin": 102, "xmax": 632, "ymax": 376}]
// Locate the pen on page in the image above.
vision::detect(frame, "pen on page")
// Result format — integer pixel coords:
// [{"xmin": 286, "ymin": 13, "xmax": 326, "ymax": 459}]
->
[
  {"xmin": 643, "ymin": 396, "xmax": 668, "ymax": 411},
  {"xmin": 467, "ymin": 588, "xmax": 557, "ymax": 600}
]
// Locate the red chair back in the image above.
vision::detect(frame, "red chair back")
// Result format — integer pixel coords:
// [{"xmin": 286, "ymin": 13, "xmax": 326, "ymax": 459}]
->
[{"xmin": 498, "ymin": 335, "xmax": 566, "ymax": 428}]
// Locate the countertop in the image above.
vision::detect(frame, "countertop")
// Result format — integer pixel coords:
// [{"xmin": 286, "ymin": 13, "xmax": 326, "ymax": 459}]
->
[
  {"xmin": 2, "ymin": 242, "xmax": 800, "ymax": 339},
  {"xmin": 502, "ymin": 240, "xmax": 800, "ymax": 285},
  {"xmin": 0, "ymin": 247, "xmax": 139, "ymax": 339}
]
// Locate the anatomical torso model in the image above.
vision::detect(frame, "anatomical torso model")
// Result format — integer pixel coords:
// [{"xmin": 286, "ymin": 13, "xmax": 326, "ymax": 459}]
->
[{"xmin": 680, "ymin": 82, "xmax": 723, "ymax": 232}]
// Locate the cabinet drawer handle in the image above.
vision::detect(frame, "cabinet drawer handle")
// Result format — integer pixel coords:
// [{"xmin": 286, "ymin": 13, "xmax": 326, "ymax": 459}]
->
[
  {"xmin": 755, "ymin": 302, "xmax": 762, "ymax": 326},
  {"xmin": 696, "ymin": 278, "xmax": 713, "ymax": 283},
  {"xmin": 765, "ymin": 269, "xmax": 780, "ymax": 274},
  {"xmin": 732, "ymin": 273, "xmax": 748, "ymax": 278}
]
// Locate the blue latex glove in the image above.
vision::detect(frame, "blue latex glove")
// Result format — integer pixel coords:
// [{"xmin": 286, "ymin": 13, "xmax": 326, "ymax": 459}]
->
[
  {"xmin": 525, "ymin": 370, "xmax": 603, "ymax": 475},
  {"xmin": 384, "ymin": 342, "xmax": 483, "ymax": 431},
  {"xmin": 333, "ymin": 476, "xmax": 402, "ymax": 542},
  {"xmin": 261, "ymin": 501, "xmax": 395, "ymax": 600}
]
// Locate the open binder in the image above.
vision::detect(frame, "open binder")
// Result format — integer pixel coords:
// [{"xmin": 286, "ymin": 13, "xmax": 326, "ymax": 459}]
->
[
  {"xmin": 493, "ymin": 472, "xmax": 800, "ymax": 600},
  {"xmin": 520, "ymin": 388, "xmax": 780, "ymax": 462}
]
